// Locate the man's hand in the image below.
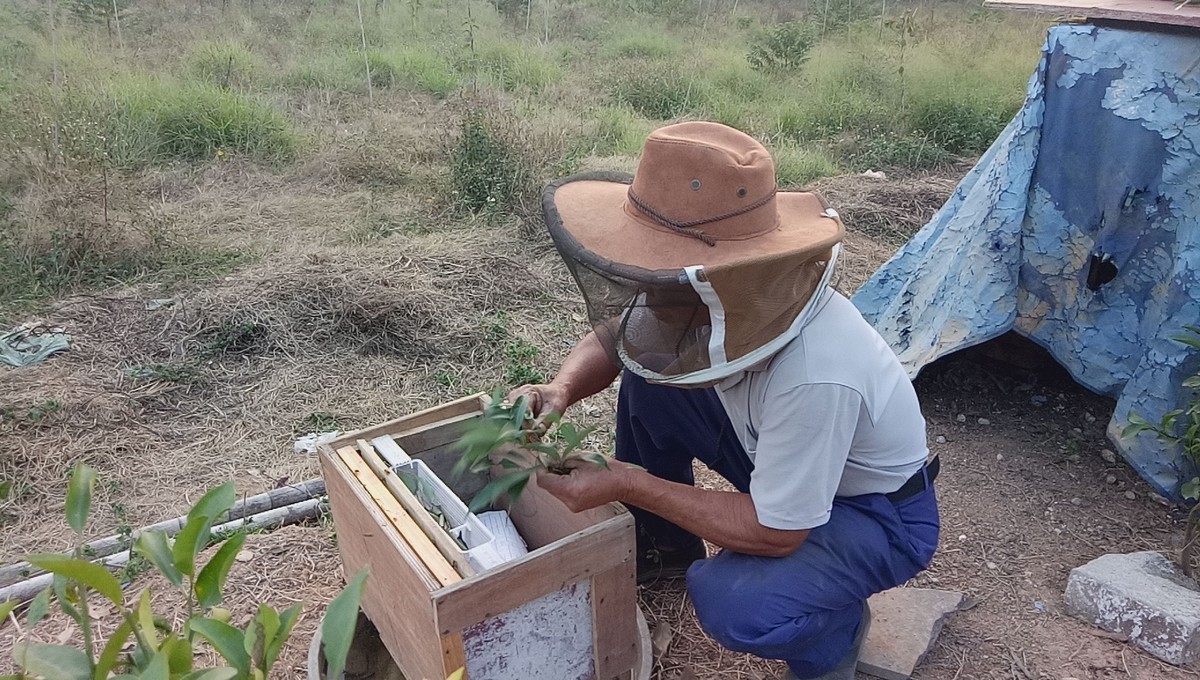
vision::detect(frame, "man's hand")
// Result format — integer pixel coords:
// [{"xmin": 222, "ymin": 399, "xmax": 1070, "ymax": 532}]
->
[
  {"xmin": 536, "ymin": 458, "xmax": 636, "ymax": 513},
  {"xmin": 507, "ymin": 383, "xmax": 571, "ymax": 419}
]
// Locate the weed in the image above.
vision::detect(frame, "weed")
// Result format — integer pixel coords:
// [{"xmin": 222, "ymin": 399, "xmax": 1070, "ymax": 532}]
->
[
  {"xmin": 772, "ymin": 144, "xmax": 840, "ymax": 188},
  {"xmin": 747, "ymin": 21, "xmax": 818, "ymax": 72},
  {"xmin": 203, "ymin": 318, "xmax": 269, "ymax": 356},
  {"xmin": 282, "ymin": 54, "xmax": 360, "ymax": 91},
  {"xmin": 27, "ymin": 400, "xmax": 63, "ymax": 423},
  {"xmin": 604, "ymin": 27, "xmax": 681, "ymax": 60},
  {"xmin": 186, "ymin": 41, "xmax": 257, "ymax": 90},
  {"xmin": 302, "ymin": 412, "xmax": 342, "ymax": 433},
  {"xmin": 124, "ymin": 362, "xmax": 203, "ymax": 384},
  {"xmin": 910, "ymin": 98, "xmax": 1015, "ymax": 155},
  {"xmin": 475, "ymin": 42, "xmax": 561, "ymax": 93},
  {"xmin": 450, "ymin": 109, "xmax": 534, "ymax": 216},
  {"xmin": 843, "ymin": 131, "xmax": 954, "ymax": 171}
]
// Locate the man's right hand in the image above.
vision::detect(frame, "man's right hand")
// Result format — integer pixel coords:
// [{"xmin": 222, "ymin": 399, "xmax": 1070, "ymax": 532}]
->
[{"xmin": 507, "ymin": 383, "xmax": 571, "ymax": 419}]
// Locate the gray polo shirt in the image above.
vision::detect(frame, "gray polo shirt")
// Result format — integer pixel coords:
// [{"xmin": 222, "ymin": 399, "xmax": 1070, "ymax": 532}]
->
[{"xmin": 715, "ymin": 288, "xmax": 929, "ymax": 531}]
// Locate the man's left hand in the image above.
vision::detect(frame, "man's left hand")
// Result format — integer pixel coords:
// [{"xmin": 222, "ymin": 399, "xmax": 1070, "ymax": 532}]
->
[{"xmin": 536, "ymin": 457, "xmax": 636, "ymax": 513}]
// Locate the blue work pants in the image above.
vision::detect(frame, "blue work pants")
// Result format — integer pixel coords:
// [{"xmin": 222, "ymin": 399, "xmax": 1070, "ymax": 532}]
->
[{"xmin": 615, "ymin": 372, "xmax": 940, "ymax": 678}]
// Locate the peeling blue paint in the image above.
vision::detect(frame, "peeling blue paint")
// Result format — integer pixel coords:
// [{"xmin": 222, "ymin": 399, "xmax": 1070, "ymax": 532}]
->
[{"xmin": 851, "ymin": 24, "xmax": 1200, "ymax": 501}]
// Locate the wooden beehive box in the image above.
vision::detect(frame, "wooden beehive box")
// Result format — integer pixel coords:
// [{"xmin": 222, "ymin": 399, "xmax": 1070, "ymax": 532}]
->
[{"xmin": 319, "ymin": 394, "xmax": 639, "ymax": 680}]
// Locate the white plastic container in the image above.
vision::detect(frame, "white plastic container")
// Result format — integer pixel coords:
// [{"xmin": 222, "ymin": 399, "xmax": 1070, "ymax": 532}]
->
[{"xmin": 371, "ymin": 435, "xmax": 526, "ymax": 572}]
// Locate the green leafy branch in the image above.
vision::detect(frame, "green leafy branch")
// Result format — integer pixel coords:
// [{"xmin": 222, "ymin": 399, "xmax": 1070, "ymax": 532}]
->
[
  {"xmin": 1122, "ymin": 325, "xmax": 1200, "ymax": 576},
  {"xmin": 453, "ymin": 389, "xmax": 605, "ymax": 513},
  {"xmin": 1, "ymin": 465, "xmax": 367, "ymax": 680}
]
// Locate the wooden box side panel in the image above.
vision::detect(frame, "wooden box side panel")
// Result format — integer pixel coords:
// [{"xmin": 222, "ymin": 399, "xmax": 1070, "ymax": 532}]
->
[
  {"xmin": 325, "ymin": 393, "xmax": 485, "ymax": 453},
  {"xmin": 320, "ymin": 451, "xmax": 445, "ymax": 680},
  {"xmin": 592, "ymin": 559, "xmax": 638, "ymax": 678},
  {"xmin": 432, "ymin": 512, "xmax": 634, "ymax": 636},
  {"xmin": 504, "ymin": 478, "xmax": 624, "ymax": 550}
]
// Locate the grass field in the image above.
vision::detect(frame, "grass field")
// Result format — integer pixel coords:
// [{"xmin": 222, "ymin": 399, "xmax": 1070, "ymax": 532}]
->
[{"xmin": 0, "ymin": 0, "xmax": 1048, "ymax": 318}]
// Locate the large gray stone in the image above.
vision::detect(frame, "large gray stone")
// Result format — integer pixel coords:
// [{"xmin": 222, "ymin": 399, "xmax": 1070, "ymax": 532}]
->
[
  {"xmin": 1064, "ymin": 551, "xmax": 1200, "ymax": 665},
  {"xmin": 857, "ymin": 588, "xmax": 964, "ymax": 680}
]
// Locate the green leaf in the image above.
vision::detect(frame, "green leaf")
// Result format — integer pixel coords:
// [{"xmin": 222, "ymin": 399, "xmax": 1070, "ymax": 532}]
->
[
  {"xmin": 179, "ymin": 669, "xmax": 239, "ymax": 680},
  {"xmin": 13, "ymin": 643, "xmax": 92, "ymax": 680},
  {"xmin": 263, "ymin": 603, "xmax": 301, "ymax": 673},
  {"xmin": 172, "ymin": 515, "xmax": 213, "ymax": 578},
  {"xmin": 467, "ymin": 470, "xmax": 535, "ymax": 513},
  {"xmin": 194, "ymin": 534, "xmax": 246, "ymax": 609},
  {"xmin": 26, "ymin": 554, "xmax": 123, "ymax": 606},
  {"xmin": 27, "ymin": 588, "xmax": 52, "ymax": 627},
  {"xmin": 251, "ymin": 606, "xmax": 278, "ymax": 672},
  {"xmin": 140, "ymin": 647, "xmax": 169, "ymax": 680},
  {"xmin": 1172, "ymin": 332, "xmax": 1200, "ymax": 350},
  {"xmin": 133, "ymin": 531, "xmax": 183, "ymax": 587},
  {"xmin": 1184, "ymin": 376, "xmax": 1200, "ymax": 389},
  {"xmin": 1184, "ymin": 478, "xmax": 1200, "ymax": 501},
  {"xmin": 321, "ymin": 568, "xmax": 368, "ymax": 680},
  {"xmin": 52, "ymin": 574, "xmax": 80, "ymax": 623},
  {"xmin": 136, "ymin": 590, "xmax": 158, "ymax": 650},
  {"xmin": 94, "ymin": 619, "xmax": 132, "ymax": 680},
  {"xmin": 187, "ymin": 483, "xmax": 238, "ymax": 527},
  {"xmin": 189, "ymin": 619, "xmax": 250, "ymax": 675},
  {"xmin": 66, "ymin": 465, "xmax": 98, "ymax": 535},
  {"xmin": 584, "ymin": 453, "xmax": 611, "ymax": 469},
  {"xmin": 161, "ymin": 635, "xmax": 193, "ymax": 676},
  {"xmin": 0, "ymin": 600, "xmax": 18, "ymax": 624}
]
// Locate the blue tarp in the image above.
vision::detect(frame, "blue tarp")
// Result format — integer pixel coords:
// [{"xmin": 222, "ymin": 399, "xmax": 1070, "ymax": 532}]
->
[{"xmin": 851, "ymin": 24, "xmax": 1200, "ymax": 500}]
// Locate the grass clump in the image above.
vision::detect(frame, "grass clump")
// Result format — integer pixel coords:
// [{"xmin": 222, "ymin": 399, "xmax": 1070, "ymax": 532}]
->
[
  {"xmin": 842, "ymin": 132, "xmax": 955, "ymax": 172},
  {"xmin": 367, "ymin": 47, "xmax": 459, "ymax": 97},
  {"xmin": 186, "ymin": 40, "xmax": 257, "ymax": 90},
  {"xmin": 475, "ymin": 42, "xmax": 562, "ymax": 93},
  {"xmin": 450, "ymin": 109, "xmax": 534, "ymax": 216},
  {"xmin": 585, "ymin": 106, "xmax": 652, "ymax": 157},
  {"xmin": 282, "ymin": 54, "xmax": 360, "ymax": 91},
  {"xmin": 604, "ymin": 26, "xmax": 682, "ymax": 59},
  {"xmin": 113, "ymin": 77, "xmax": 296, "ymax": 165},
  {"xmin": 772, "ymin": 145, "xmax": 840, "ymax": 188},
  {"xmin": 611, "ymin": 61, "xmax": 709, "ymax": 120}
]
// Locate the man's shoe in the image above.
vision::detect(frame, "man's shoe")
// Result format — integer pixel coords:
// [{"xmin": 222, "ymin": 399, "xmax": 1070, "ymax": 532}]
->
[
  {"xmin": 636, "ymin": 541, "xmax": 707, "ymax": 585},
  {"xmin": 781, "ymin": 602, "xmax": 871, "ymax": 680}
]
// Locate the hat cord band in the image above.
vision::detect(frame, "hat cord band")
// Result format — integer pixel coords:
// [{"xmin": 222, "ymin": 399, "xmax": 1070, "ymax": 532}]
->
[{"xmin": 626, "ymin": 187, "xmax": 778, "ymax": 247}]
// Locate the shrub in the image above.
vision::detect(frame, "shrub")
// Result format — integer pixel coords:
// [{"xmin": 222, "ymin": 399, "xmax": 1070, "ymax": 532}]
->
[
  {"xmin": 187, "ymin": 40, "xmax": 257, "ymax": 90},
  {"xmin": 910, "ymin": 97, "xmax": 1016, "ymax": 155},
  {"xmin": 747, "ymin": 21, "xmax": 818, "ymax": 72},
  {"xmin": 611, "ymin": 61, "xmax": 709, "ymax": 120},
  {"xmin": 450, "ymin": 109, "xmax": 534, "ymax": 216}
]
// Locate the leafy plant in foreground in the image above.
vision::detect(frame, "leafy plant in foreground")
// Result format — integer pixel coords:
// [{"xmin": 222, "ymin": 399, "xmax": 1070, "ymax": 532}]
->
[
  {"xmin": 1, "ymin": 464, "xmax": 367, "ymax": 680},
  {"xmin": 1123, "ymin": 326, "xmax": 1200, "ymax": 577},
  {"xmin": 453, "ymin": 390, "xmax": 605, "ymax": 512}
]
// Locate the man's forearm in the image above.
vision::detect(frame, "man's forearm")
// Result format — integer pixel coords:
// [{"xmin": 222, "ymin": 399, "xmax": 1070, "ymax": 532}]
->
[
  {"xmin": 551, "ymin": 330, "xmax": 621, "ymax": 406},
  {"xmin": 624, "ymin": 471, "xmax": 808, "ymax": 557}
]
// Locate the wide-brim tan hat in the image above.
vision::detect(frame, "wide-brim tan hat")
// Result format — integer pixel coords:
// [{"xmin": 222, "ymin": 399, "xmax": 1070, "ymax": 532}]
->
[{"xmin": 542, "ymin": 121, "xmax": 846, "ymax": 385}]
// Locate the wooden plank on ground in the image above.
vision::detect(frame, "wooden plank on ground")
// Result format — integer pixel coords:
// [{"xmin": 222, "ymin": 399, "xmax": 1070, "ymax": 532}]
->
[
  {"xmin": 335, "ymin": 446, "xmax": 462, "ymax": 587},
  {"xmin": 356, "ymin": 439, "xmax": 478, "ymax": 578},
  {"xmin": 319, "ymin": 449, "xmax": 446, "ymax": 680},
  {"xmin": 433, "ymin": 517, "xmax": 630, "ymax": 635},
  {"xmin": 984, "ymin": 0, "xmax": 1200, "ymax": 27}
]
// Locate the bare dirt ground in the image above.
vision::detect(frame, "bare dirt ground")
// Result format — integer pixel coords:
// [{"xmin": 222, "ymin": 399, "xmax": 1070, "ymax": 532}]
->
[{"xmin": 2, "ymin": 163, "xmax": 1197, "ymax": 680}]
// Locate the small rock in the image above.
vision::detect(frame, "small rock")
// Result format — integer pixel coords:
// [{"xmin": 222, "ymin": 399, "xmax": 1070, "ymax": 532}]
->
[
  {"xmin": 987, "ymin": 562, "xmax": 998, "ymax": 570},
  {"xmin": 935, "ymin": 436, "xmax": 947, "ymax": 444},
  {"xmin": 235, "ymin": 550, "xmax": 254, "ymax": 562},
  {"xmin": 56, "ymin": 627, "xmax": 74, "ymax": 644},
  {"xmin": 1071, "ymin": 497, "xmax": 1083, "ymax": 506},
  {"xmin": 958, "ymin": 534, "xmax": 967, "ymax": 541},
  {"xmin": 1069, "ymin": 428, "xmax": 1085, "ymax": 439},
  {"xmin": 861, "ymin": 170, "xmax": 888, "ymax": 180},
  {"xmin": 1068, "ymin": 454, "xmax": 1081, "ymax": 463},
  {"xmin": 996, "ymin": 453, "xmax": 1004, "ymax": 461},
  {"xmin": 1149, "ymin": 493, "xmax": 1171, "ymax": 507},
  {"xmin": 1033, "ymin": 600, "xmax": 1047, "ymax": 613},
  {"xmin": 977, "ymin": 417, "xmax": 991, "ymax": 426},
  {"xmin": 1125, "ymin": 491, "xmax": 1137, "ymax": 501},
  {"xmin": 859, "ymin": 588, "xmax": 964, "ymax": 680},
  {"xmin": 956, "ymin": 413, "xmax": 967, "ymax": 423},
  {"xmin": 1085, "ymin": 412, "xmax": 1097, "ymax": 423},
  {"xmin": 1106, "ymin": 475, "xmax": 1118, "ymax": 484},
  {"xmin": 1101, "ymin": 449, "xmax": 1117, "ymax": 464},
  {"xmin": 1031, "ymin": 395, "xmax": 1048, "ymax": 405}
]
